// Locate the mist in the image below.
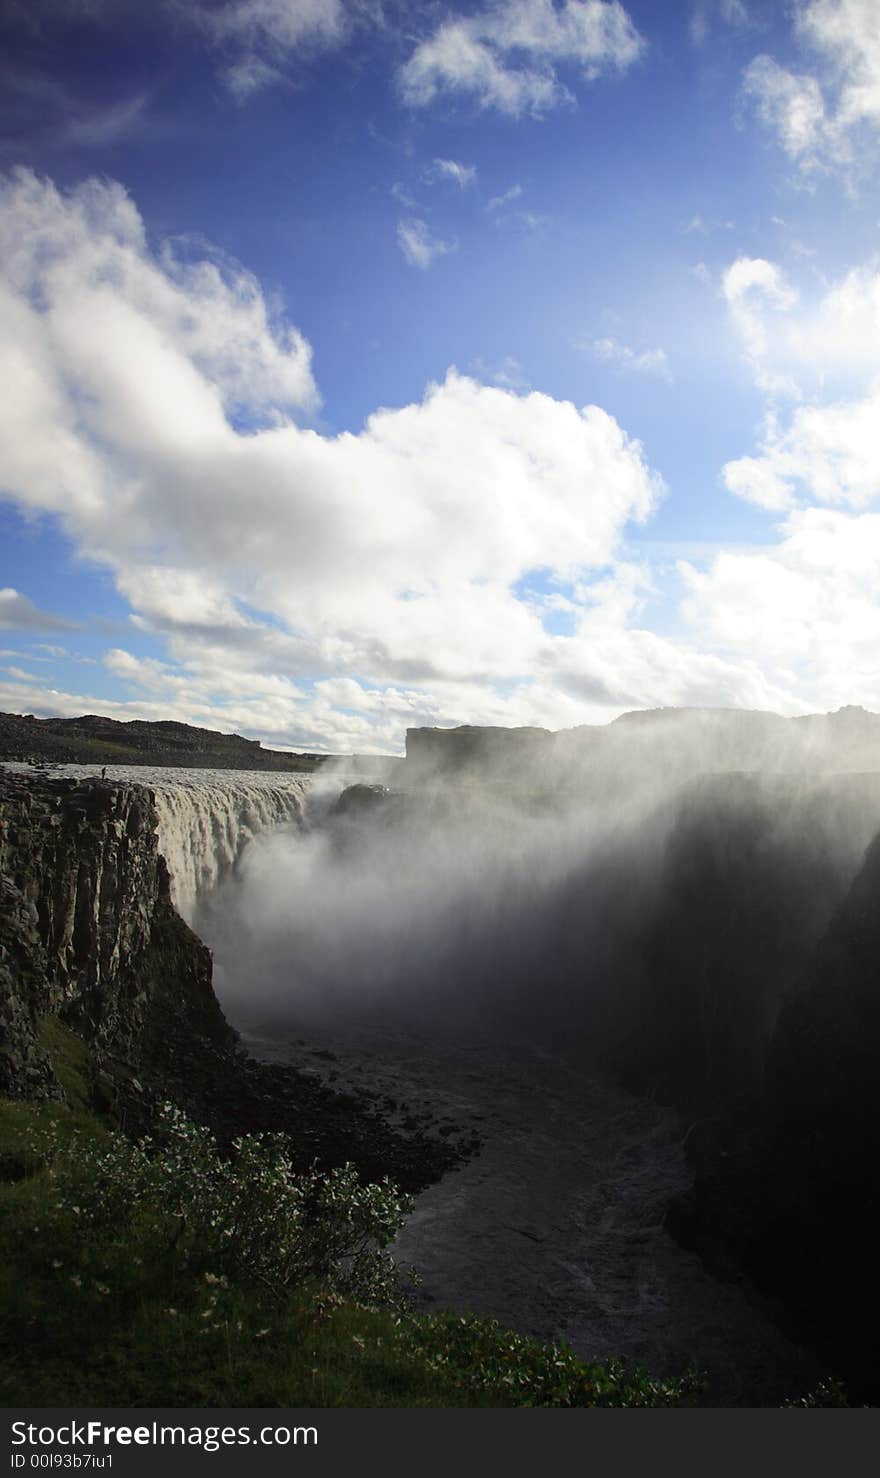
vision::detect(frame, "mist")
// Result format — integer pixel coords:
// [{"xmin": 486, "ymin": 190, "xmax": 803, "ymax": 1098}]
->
[{"xmin": 195, "ymin": 708, "xmax": 880, "ymax": 1112}]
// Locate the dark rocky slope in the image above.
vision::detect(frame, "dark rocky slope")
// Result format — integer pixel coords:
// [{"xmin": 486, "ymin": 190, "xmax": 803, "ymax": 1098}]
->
[
  {"xmin": 0, "ymin": 710, "xmax": 329, "ymax": 771},
  {"xmin": 405, "ymin": 705, "xmax": 880, "ymax": 789},
  {"xmin": 0, "ymin": 769, "xmax": 457, "ymax": 1190},
  {"xmin": 616, "ymin": 771, "xmax": 880, "ymax": 1110},
  {"xmin": 672, "ymin": 829, "xmax": 880, "ymax": 1396}
]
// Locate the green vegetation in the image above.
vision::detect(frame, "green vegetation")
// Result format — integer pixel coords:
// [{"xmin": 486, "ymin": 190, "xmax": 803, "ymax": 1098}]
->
[
  {"xmin": 783, "ymin": 1378, "xmax": 851, "ymax": 1408},
  {"xmin": 0, "ymin": 1020, "xmax": 704, "ymax": 1408},
  {"xmin": 37, "ymin": 1016, "xmax": 95, "ymax": 1110}
]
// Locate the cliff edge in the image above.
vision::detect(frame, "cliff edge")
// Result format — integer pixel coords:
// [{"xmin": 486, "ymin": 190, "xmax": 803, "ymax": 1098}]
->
[
  {"xmin": 0, "ymin": 770, "xmax": 227, "ymax": 1105},
  {"xmin": 0, "ymin": 768, "xmax": 459, "ymax": 1189}
]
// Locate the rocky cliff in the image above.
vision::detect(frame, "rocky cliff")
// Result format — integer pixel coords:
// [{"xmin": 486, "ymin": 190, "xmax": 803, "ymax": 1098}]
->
[
  {"xmin": 0, "ymin": 768, "xmax": 459, "ymax": 1190},
  {"xmin": 616, "ymin": 770, "xmax": 880, "ymax": 1110},
  {"xmin": 404, "ymin": 706, "xmax": 880, "ymax": 790},
  {"xmin": 0, "ymin": 769, "xmax": 226, "ymax": 1104}
]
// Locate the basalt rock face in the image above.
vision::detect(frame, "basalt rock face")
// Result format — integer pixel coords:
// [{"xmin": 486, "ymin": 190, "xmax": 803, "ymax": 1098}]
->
[
  {"xmin": 0, "ymin": 770, "xmax": 227, "ymax": 1103},
  {"xmin": 0, "ymin": 769, "xmax": 460, "ymax": 1191}
]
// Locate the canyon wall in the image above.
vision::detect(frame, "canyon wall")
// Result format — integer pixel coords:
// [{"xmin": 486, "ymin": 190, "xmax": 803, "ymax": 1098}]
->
[
  {"xmin": 0, "ymin": 770, "xmax": 227, "ymax": 1102},
  {"xmin": 0, "ymin": 768, "xmax": 458, "ymax": 1190},
  {"xmin": 671, "ymin": 827, "xmax": 880, "ymax": 1394}
]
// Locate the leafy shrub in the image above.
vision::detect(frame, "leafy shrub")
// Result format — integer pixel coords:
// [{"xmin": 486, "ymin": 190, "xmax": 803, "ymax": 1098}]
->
[
  {"xmin": 400, "ymin": 1311, "xmax": 704, "ymax": 1407},
  {"xmin": 30, "ymin": 1103, "xmax": 413, "ymax": 1308},
  {"xmin": 783, "ymin": 1377, "xmax": 850, "ymax": 1408},
  {"xmin": 2, "ymin": 1101, "xmax": 706, "ymax": 1406}
]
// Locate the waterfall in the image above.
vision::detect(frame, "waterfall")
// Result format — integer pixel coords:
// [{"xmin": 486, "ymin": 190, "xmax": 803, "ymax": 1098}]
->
[
  {"xmin": 148, "ymin": 770, "xmax": 314, "ymax": 920},
  {"xmin": 1, "ymin": 762, "xmax": 318, "ymax": 922}
]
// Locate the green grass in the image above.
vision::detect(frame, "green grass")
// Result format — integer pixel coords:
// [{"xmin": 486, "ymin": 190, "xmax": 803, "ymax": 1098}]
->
[
  {"xmin": 0, "ymin": 1021, "xmax": 703, "ymax": 1408},
  {"xmin": 37, "ymin": 1016, "xmax": 95, "ymax": 1111}
]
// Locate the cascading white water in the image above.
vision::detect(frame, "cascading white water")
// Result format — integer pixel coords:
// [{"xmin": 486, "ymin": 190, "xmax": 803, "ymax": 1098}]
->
[
  {"xmin": 2, "ymin": 762, "xmax": 319, "ymax": 921},
  {"xmin": 147, "ymin": 770, "xmax": 314, "ymax": 920}
]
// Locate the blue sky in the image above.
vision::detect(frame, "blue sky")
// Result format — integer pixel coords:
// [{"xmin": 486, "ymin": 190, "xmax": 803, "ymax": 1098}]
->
[{"xmin": 1, "ymin": 0, "xmax": 880, "ymax": 752}]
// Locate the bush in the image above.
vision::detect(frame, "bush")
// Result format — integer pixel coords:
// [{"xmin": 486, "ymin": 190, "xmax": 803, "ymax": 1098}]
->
[
  {"xmin": 2, "ymin": 1101, "xmax": 707, "ymax": 1406},
  {"xmin": 399, "ymin": 1311, "xmax": 704, "ymax": 1407},
  {"xmin": 29, "ymin": 1103, "xmax": 413, "ymax": 1308}
]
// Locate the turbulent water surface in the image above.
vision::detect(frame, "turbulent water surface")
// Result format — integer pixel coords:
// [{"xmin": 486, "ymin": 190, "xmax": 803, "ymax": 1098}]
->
[{"xmin": 241, "ymin": 1018, "xmax": 820, "ymax": 1404}]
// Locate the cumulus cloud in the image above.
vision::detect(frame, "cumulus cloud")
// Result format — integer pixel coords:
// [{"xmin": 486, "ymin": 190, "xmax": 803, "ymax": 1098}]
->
[
  {"xmin": 691, "ymin": 240, "xmax": 880, "ymax": 708},
  {"xmin": 0, "ymin": 588, "xmax": 77, "ymax": 631},
  {"xmin": 681, "ymin": 508, "xmax": 880, "ymax": 710},
  {"xmin": 743, "ymin": 0, "xmax": 880, "ymax": 175},
  {"xmin": 724, "ymin": 254, "xmax": 880, "ymax": 394},
  {"xmin": 396, "ymin": 217, "xmax": 455, "ymax": 268},
  {"xmin": 724, "ymin": 387, "xmax": 880, "ymax": 512},
  {"xmin": 721, "ymin": 253, "xmax": 880, "ymax": 509},
  {"xmin": 0, "ymin": 168, "xmax": 692, "ymax": 749},
  {"xmin": 742, "ymin": 56, "xmax": 828, "ymax": 166},
  {"xmin": 398, "ymin": 0, "xmax": 644, "ymax": 117},
  {"xmin": 9, "ymin": 168, "xmax": 880, "ymax": 743}
]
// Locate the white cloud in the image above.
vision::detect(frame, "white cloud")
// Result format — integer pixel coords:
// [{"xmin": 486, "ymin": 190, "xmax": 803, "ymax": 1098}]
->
[
  {"xmin": 724, "ymin": 387, "xmax": 880, "ymax": 511},
  {"xmin": 742, "ymin": 55, "xmax": 828, "ymax": 167},
  {"xmin": 12, "ymin": 170, "xmax": 880, "ymax": 745},
  {"xmin": 722, "ymin": 255, "xmax": 801, "ymax": 394},
  {"xmin": 743, "ymin": 0, "xmax": 880, "ymax": 175},
  {"xmin": 798, "ymin": 0, "xmax": 880, "ymax": 135},
  {"xmin": 196, "ymin": 0, "xmax": 349, "ymax": 97},
  {"xmin": 0, "ymin": 587, "xmax": 77, "ymax": 631},
  {"xmin": 724, "ymin": 254, "xmax": 880, "ymax": 395},
  {"xmin": 206, "ymin": 0, "xmax": 346, "ymax": 50},
  {"xmin": 586, "ymin": 336, "xmax": 672, "ymax": 381},
  {"xmin": 487, "ymin": 183, "xmax": 524, "ymax": 211},
  {"xmin": 704, "ymin": 239, "xmax": 880, "ymax": 704},
  {"xmin": 722, "ymin": 456, "xmax": 795, "ymax": 512},
  {"xmin": 0, "ymin": 169, "xmax": 687, "ymax": 749},
  {"xmin": 184, "ymin": 0, "xmax": 416, "ymax": 103},
  {"xmin": 396, "ymin": 217, "xmax": 455, "ymax": 269},
  {"xmin": 681, "ymin": 508, "xmax": 880, "ymax": 709},
  {"xmin": 399, "ymin": 0, "xmax": 644, "ymax": 117},
  {"xmin": 429, "ymin": 158, "xmax": 477, "ymax": 188},
  {"xmin": 222, "ymin": 55, "xmax": 286, "ymax": 102},
  {"xmin": 722, "ymin": 254, "xmax": 880, "ymax": 507},
  {"xmin": 0, "ymin": 169, "xmax": 318, "ymax": 460},
  {"xmin": 722, "ymin": 255, "xmax": 797, "ymax": 308}
]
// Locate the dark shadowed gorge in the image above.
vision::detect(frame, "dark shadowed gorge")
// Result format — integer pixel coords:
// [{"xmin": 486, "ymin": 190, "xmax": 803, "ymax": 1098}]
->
[{"xmin": 4, "ymin": 704, "xmax": 880, "ymax": 1404}]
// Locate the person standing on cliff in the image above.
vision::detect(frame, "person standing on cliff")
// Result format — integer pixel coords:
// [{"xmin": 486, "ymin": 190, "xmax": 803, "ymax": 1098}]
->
[{"xmin": 101, "ymin": 767, "xmax": 106, "ymax": 779}]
